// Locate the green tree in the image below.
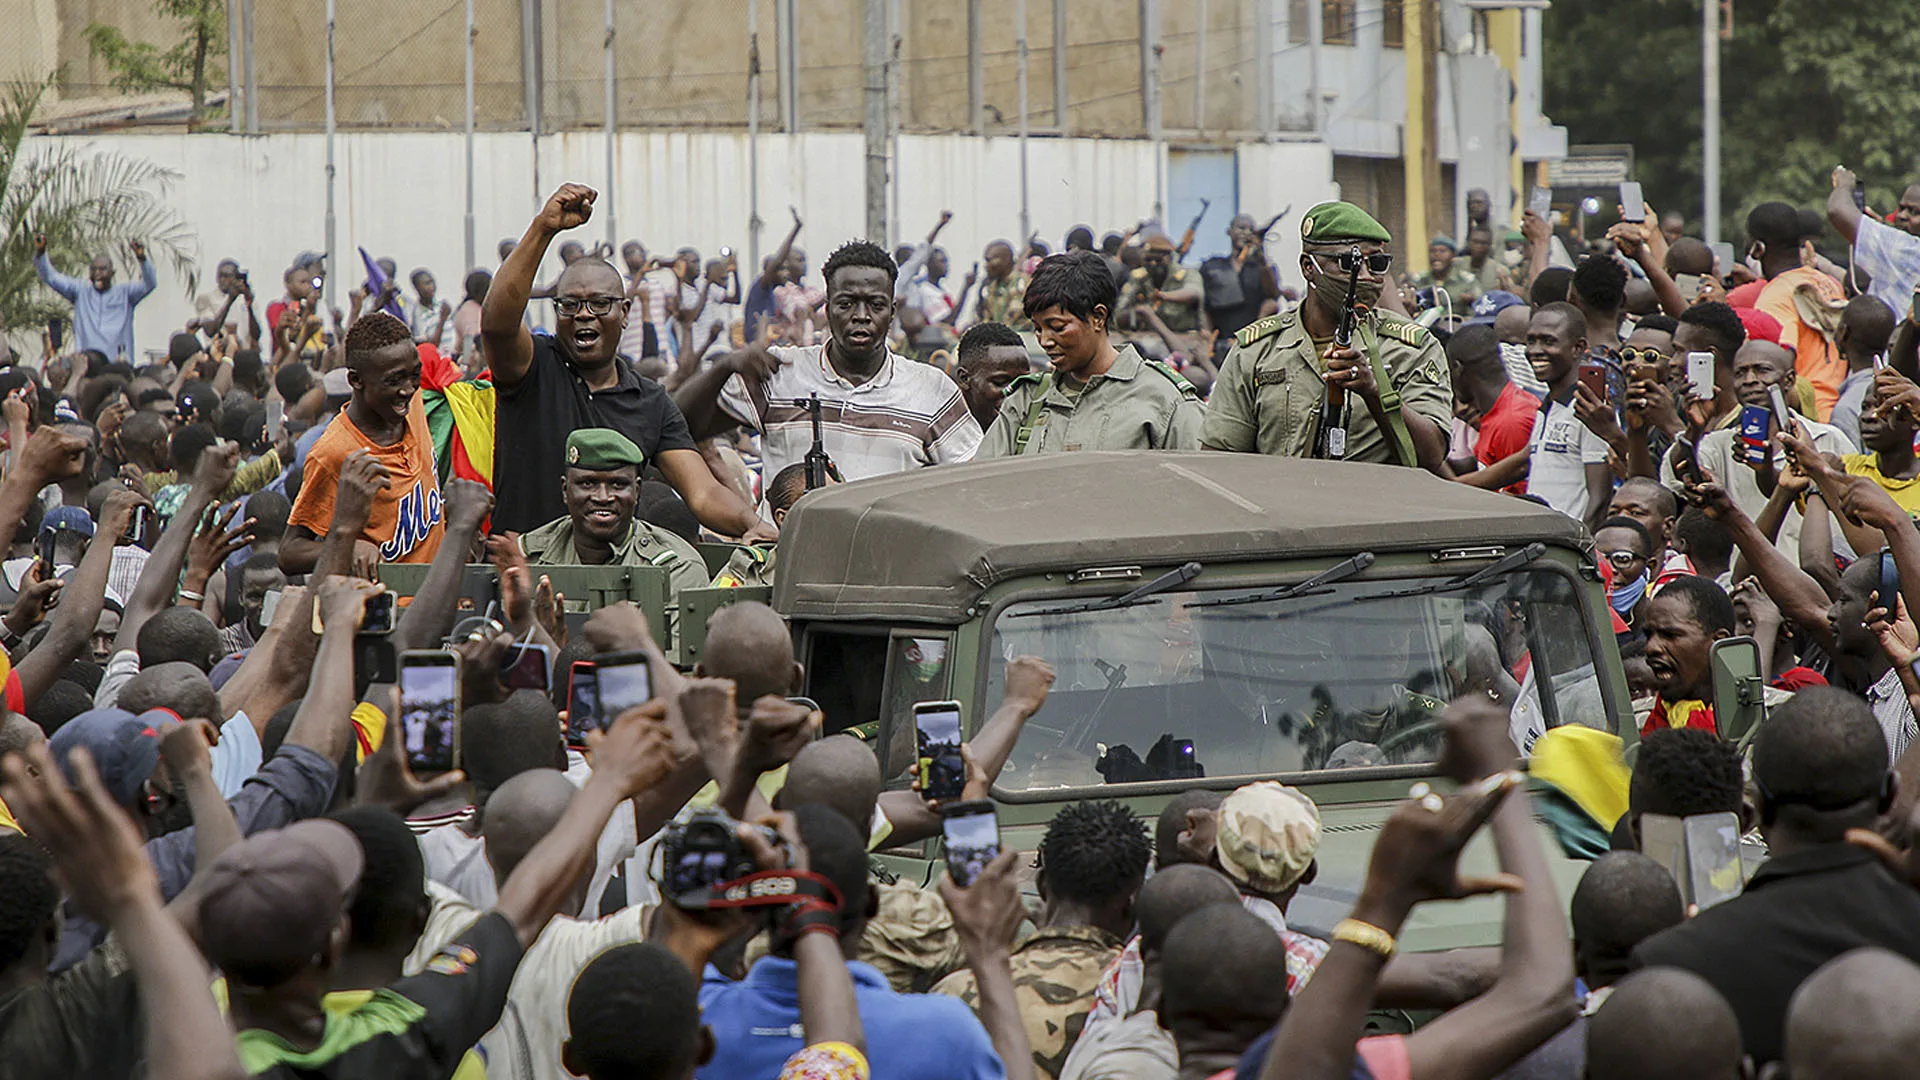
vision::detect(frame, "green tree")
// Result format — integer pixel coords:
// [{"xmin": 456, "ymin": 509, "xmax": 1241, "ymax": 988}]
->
[
  {"xmin": 0, "ymin": 76, "xmax": 197, "ymax": 340},
  {"xmin": 84, "ymin": 0, "xmax": 228, "ymax": 124},
  {"xmin": 1544, "ymin": 0, "xmax": 1920, "ymax": 245}
]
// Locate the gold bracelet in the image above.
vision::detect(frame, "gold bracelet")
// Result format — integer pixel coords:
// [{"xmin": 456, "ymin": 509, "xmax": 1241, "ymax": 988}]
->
[{"xmin": 1332, "ymin": 917, "xmax": 1397, "ymax": 960}]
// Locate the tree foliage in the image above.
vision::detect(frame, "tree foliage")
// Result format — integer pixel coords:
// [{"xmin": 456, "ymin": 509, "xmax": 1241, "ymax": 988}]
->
[
  {"xmin": 84, "ymin": 0, "xmax": 228, "ymax": 122},
  {"xmin": 1544, "ymin": 0, "xmax": 1920, "ymax": 245},
  {"xmin": 0, "ymin": 77, "xmax": 197, "ymax": 337}
]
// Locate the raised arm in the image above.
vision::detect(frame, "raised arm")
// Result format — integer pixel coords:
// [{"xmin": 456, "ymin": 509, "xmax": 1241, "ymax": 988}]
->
[
  {"xmin": 393, "ymin": 478, "xmax": 491, "ymax": 652},
  {"xmin": 0, "ymin": 426, "xmax": 88, "ymax": 558},
  {"xmin": 33, "ymin": 235, "xmax": 80, "ymax": 301},
  {"xmin": 893, "ymin": 211, "xmax": 951, "ymax": 294},
  {"xmin": 761, "ymin": 207, "xmax": 804, "ymax": 289},
  {"xmin": 115, "ymin": 443, "xmax": 242, "ymax": 652},
  {"xmin": 940, "ymin": 850, "xmax": 1039, "ymax": 1080},
  {"xmin": 1829, "ymin": 166, "xmax": 1866, "ymax": 247},
  {"xmin": 281, "ymin": 577, "xmax": 384, "ymax": 765},
  {"xmin": 1689, "ymin": 473, "xmax": 1840, "ymax": 655},
  {"xmin": 880, "ymin": 657, "xmax": 1054, "ymax": 846},
  {"xmin": 16, "ymin": 488, "xmax": 147, "ymax": 705},
  {"xmin": 1608, "ymin": 223, "xmax": 1687, "ymax": 318},
  {"xmin": 128, "ymin": 241, "xmax": 157, "ymax": 302},
  {"xmin": 485, "ymin": 183, "xmax": 598, "ymax": 390}
]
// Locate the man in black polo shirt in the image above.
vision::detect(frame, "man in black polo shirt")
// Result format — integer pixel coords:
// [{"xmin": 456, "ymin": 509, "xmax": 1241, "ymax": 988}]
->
[
  {"xmin": 483, "ymin": 183, "xmax": 775, "ymax": 539},
  {"xmin": 1631, "ymin": 687, "xmax": 1920, "ymax": 1066}
]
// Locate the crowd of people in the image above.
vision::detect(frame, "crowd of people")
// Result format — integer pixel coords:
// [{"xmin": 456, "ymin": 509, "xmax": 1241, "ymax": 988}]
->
[{"xmin": 5, "ymin": 162, "xmax": 1920, "ymax": 1080}]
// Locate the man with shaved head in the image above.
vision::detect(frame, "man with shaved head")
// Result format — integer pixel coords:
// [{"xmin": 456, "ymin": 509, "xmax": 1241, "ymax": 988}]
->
[
  {"xmin": 1829, "ymin": 295, "xmax": 1898, "ymax": 447},
  {"xmin": 34, "ymin": 233, "xmax": 156, "ymax": 360},
  {"xmin": 1661, "ymin": 337, "xmax": 1856, "ymax": 558},
  {"xmin": 692, "ymin": 601, "xmax": 801, "ymax": 706},
  {"xmin": 484, "ymin": 183, "xmax": 773, "ymax": 541},
  {"xmin": 1584, "ymin": 968, "xmax": 1744, "ymax": 1080},
  {"xmin": 1785, "ymin": 948, "xmax": 1920, "ymax": 1079}
]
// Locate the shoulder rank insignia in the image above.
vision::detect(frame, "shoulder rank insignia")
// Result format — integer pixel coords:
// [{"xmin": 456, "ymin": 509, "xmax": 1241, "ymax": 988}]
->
[{"xmin": 1234, "ymin": 314, "xmax": 1288, "ymax": 348}]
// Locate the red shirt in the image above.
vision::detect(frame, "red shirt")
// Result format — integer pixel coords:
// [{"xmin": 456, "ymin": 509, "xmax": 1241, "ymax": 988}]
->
[
  {"xmin": 1725, "ymin": 281, "xmax": 1765, "ymax": 309},
  {"xmin": 1474, "ymin": 382, "xmax": 1539, "ymax": 494}
]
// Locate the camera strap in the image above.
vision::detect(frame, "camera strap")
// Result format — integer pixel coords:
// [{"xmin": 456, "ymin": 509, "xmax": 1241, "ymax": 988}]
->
[{"xmin": 680, "ymin": 869, "xmax": 843, "ymax": 913}]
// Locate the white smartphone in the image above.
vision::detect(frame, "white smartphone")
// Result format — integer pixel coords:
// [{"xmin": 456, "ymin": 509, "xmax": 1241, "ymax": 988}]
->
[
  {"xmin": 1686, "ymin": 352, "xmax": 1715, "ymax": 401},
  {"xmin": 1709, "ymin": 242, "xmax": 1736, "ymax": 277},
  {"xmin": 1528, "ymin": 186, "xmax": 1553, "ymax": 219},
  {"xmin": 1619, "ymin": 182, "xmax": 1645, "ymax": 222}
]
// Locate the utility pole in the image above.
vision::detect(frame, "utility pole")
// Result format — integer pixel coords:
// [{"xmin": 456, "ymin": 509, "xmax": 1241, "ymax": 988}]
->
[
  {"xmin": 604, "ymin": 0, "xmax": 617, "ymax": 250},
  {"xmin": 324, "ymin": 0, "xmax": 336, "ymax": 319},
  {"xmin": 1018, "ymin": 0, "xmax": 1031, "ymax": 244},
  {"xmin": 1402, "ymin": 0, "xmax": 1441, "ymax": 264},
  {"xmin": 1703, "ymin": 0, "xmax": 1722, "ymax": 244},
  {"xmin": 863, "ymin": 0, "xmax": 889, "ymax": 242},
  {"xmin": 748, "ymin": 0, "xmax": 763, "ymax": 274},
  {"xmin": 464, "ymin": 0, "xmax": 476, "ymax": 273},
  {"xmin": 227, "ymin": 0, "xmax": 240, "ymax": 134}
]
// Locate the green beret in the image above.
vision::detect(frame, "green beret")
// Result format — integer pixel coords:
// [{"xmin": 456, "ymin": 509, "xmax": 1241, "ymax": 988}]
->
[
  {"xmin": 565, "ymin": 428, "xmax": 646, "ymax": 471},
  {"xmin": 1300, "ymin": 201, "xmax": 1392, "ymax": 245},
  {"xmin": 1429, "ymin": 234, "xmax": 1457, "ymax": 251}
]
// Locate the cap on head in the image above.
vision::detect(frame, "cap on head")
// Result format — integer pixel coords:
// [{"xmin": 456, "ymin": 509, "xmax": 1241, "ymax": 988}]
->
[
  {"xmin": 47, "ymin": 707, "xmax": 171, "ymax": 806},
  {"xmin": 198, "ymin": 819, "xmax": 364, "ymax": 986},
  {"xmin": 40, "ymin": 506, "xmax": 96, "ymax": 542},
  {"xmin": 1300, "ymin": 201, "xmax": 1392, "ymax": 246},
  {"xmin": 1215, "ymin": 781, "xmax": 1321, "ymax": 893},
  {"xmin": 1142, "ymin": 229, "xmax": 1176, "ymax": 253},
  {"xmin": 1465, "ymin": 290, "xmax": 1526, "ymax": 327},
  {"xmin": 565, "ymin": 428, "xmax": 646, "ymax": 472},
  {"xmin": 322, "ymin": 368, "xmax": 352, "ymax": 398},
  {"xmin": 1430, "ymin": 235, "xmax": 1459, "ymax": 252}
]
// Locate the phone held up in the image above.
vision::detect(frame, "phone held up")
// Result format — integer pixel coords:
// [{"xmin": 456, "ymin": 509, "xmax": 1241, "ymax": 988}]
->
[
  {"xmin": 593, "ymin": 651, "xmax": 653, "ymax": 733},
  {"xmin": 1685, "ymin": 352, "xmax": 1715, "ymax": 402},
  {"xmin": 566, "ymin": 660, "xmax": 599, "ymax": 747},
  {"xmin": 941, "ymin": 800, "xmax": 1000, "ymax": 888},
  {"xmin": 1618, "ymin": 182, "xmax": 1645, "ymax": 222},
  {"xmin": 914, "ymin": 700, "xmax": 966, "ymax": 802},
  {"xmin": 399, "ymin": 650, "xmax": 462, "ymax": 775}
]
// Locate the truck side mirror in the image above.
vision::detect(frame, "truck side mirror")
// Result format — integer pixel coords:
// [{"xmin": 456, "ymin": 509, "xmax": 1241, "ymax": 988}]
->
[{"xmin": 1710, "ymin": 636, "xmax": 1766, "ymax": 750}]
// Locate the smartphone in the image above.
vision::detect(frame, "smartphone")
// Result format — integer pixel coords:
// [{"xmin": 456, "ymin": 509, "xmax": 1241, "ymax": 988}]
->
[
  {"xmin": 47, "ymin": 316, "xmax": 63, "ymax": 353},
  {"xmin": 1767, "ymin": 384, "xmax": 1793, "ymax": 431},
  {"xmin": 362, "ymin": 590, "xmax": 397, "ymax": 635},
  {"xmin": 1577, "ymin": 361, "xmax": 1609, "ymax": 403},
  {"xmin": 1672, "ymin": 436, "xmax": 1705, "ymax": 486},
  {"xmin": 124, "ymin": 505, "xmax": 152, "ymax": 547},
  {"xmin": 1684, "ymin": 811, "xmax": 1745, "ymax": 909},
  {"xmin": 1686, "ymin": 352, "xmax": 1715, "ymax": 401},
  {"xmin": 499, "ymin": 640, "xmax": 553, "ymax": 692},
  {"xmin": 566, "ymin": 660, "xmax": 599, "ymax": 746},
  {"xmin": 260, "ymin": 588, "xmax": 283, "ymax": 627},
  {"xmin": 399, "ymin": 650, "xmax": 461, "ymax": 774},
  {"xmin": 1709, "ymin": 242, "xmax": 1736, "ymax": 278},
  {"xmin": 266, "ymin": 399, "xmax": 285, "ymax": 442},
  {"xmin": 1674, "ymin": 272, "xmax": 1704, "ymax": 299},
  {"xmin": 941, "ymin": 800, "xmax": 1000, "ymax": 888},
  {"xmin": 1528, "ymin": 186, "xmax": 1552, "ymax": 219},
  {"xmin": 1880, "ymin": 548, "xmax": 1901, "ymax": 614},
  {"xmin": 1640, "ymin": 813, "xmax": 1686, "ymax": 893},
  {"xmin": 914, "ymin": 700, "xmax": 966, "ymax": 802},
  {"xmin": 1739, "ymin": 405, "xmax": 1771, "ymax": 467},
  {"xmin": 1619, "ymin": 182, "xmax": 1645, "ymax": 222},
  {"xmin": 35, "ymin": 530, "xmax": 57, "ymax": 571},
  {"xmin": 1854, "ymin": 186, "xmax": 1869, "ymax": 213},
  {"xmin": 593, "ymin": 650, "xmax": 653, "ymax": 731}
]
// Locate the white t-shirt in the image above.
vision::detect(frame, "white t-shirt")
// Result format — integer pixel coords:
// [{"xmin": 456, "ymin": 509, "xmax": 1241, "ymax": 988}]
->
[
  {"xmin": 1663, "ymin": 418, "xmax": 1857, "ymax": 560},
  {"xmin": 718, "ymin": 343, "xmax": 983, "ymax": 482},
  {"xmin": 1526, "ymin": 396, "xmax": 1609, "ymax": 521}
]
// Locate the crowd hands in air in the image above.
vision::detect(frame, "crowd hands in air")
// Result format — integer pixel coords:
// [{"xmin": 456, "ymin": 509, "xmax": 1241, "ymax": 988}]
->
[{"xmin": 8, "ymin": 164, "xmax": 1920, "ymax": 1080}]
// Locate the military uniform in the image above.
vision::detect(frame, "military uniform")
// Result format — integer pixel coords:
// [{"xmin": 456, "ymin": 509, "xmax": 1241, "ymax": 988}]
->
[
  {"xmin": 977, "ymin": 272, "xmax": 1033, "ymax": 330},
  {"xmin": 931, "ymin": 923, "xmax": 1124, "ymax": 1080},
  {"xmin": 1201, "ymin": 201, "xmax": 1453, "ymax": 466},
  {"xmin": 856, "ymin": 877, "xmax": 968, "ymax": 993},
  {"xmin": 978, "ymin": 344, "xmax": 1205, "ymax": 457},
  {"xmin": 712, "ymin": 543, "xmax": 776, "ymax": 589},
  {"xmin": 1117, "ymin": 265, "xmax": 1203, "ymax": 332},
  {"xmin": 521, "ymin": 428, "xmax": 714, "ymax": 638},
  {"xmin": 1411, "ymin": 262, "xmax": 1483, "ymax": 306}
]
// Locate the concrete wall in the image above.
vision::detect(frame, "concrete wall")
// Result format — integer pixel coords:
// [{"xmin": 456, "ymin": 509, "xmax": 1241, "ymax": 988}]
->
[{"xmin": 20, "ymin": 128, "xmax": 1338, "ymax": 356}]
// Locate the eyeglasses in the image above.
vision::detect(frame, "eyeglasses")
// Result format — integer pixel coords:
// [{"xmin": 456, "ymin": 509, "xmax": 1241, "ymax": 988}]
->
[
  {"xmin": 1309, "ymin": 248, "xmax": 1394, "ymax": 275},
  {"xmin": 553, "ymin": 296, "xmax": 621, "ymax": 317},
  {"xmin": 1602, "ymin": 549, "xmax": 1646, "ymax": 569},
  {"xmin": 1618, "ymin": 346, "xmax": 1671, "ymax": 367}
]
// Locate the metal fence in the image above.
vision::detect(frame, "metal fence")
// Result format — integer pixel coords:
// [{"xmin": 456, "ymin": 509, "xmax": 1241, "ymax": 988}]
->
[{"xmin": 201, "ymin": 0, "xmax": 1316, "ymax": 138}]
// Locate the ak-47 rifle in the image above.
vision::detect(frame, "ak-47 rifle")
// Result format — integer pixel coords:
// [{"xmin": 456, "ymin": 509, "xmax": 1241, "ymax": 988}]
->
[
  {"xmin": 1314, "ymin": 246, "xmax": 1362, "ymax": 460},
  {"xmin": 804, "ymin": 393, "xmax": 840, "ymax": 490}
]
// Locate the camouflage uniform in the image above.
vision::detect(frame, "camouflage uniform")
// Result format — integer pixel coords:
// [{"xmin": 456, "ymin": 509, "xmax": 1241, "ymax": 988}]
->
[
  {"xmin": 856, "ymin": 876, "xmax": 967, "ymax": 992},
  {"xmin": 1117, "ymin": 265, "xmax": 1203, "ymax": 332},
  {"xmin": 977, "ymin": 272, "xmax": 1033, "ymax": 330},
  {"xmin": 931, "ymin": 924, "xmax": 1124, "ymax": 1080}
]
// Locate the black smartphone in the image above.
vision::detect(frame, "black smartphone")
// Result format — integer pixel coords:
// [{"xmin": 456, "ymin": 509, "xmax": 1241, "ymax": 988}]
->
[
  {"xmin": 566, "ymin": 660, "xmax": 599, "ymax": 746},
  {"xmin": 593, "ymin": 650, "xmax": 653, "ymax": 731},
  {"xmin": 399, "ymin": 650, "xmax": 461, "ymax": 774},
  {"xmin": 1881, "ymin": 548, "xmax": 1901, "ymax": 614},
  {"xmin": 47, "ymin": 317, "xmax": 63, "ymax": 353},
  {"xmin": 124, "ymin": 505, "xmax": 152, "ymax": 547},
  {"xmin": 941, "ymin": 800, "xmax": 1000, "ymax": 888},
  {"xmin": 914, "ymin": 700, "xmax": 966, "ymax": 802},
  {"xmin": 1855, "ymin": 187, "xmax": 1869, "ymax": 213},
  {"xmin": 1673, "ymin": 437, "xmax": 1705, "ymax": 486},
  {"xmin": 35, "ymin": 529, "xmax": 58, "ymax": 570},
  {"xmin": 499, "ymin": 641, "xmax": 553, "ymax": 692},
  {"xmin": 361, "ymin": 590, "xmax": 397, "ymax": 635}
]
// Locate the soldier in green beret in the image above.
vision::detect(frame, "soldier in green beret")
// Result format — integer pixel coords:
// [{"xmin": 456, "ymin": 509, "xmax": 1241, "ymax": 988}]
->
[
  {"xmin": 979, "ymin": 249, "xmax": 1205, "ymax": 457},
  {"xmin": 1201, "ymin": 201, "xmax": 1453, "ymax": 473},
  {"xmin": 519, "ymin": 428, "xmax": 711, "ymax": 636}
]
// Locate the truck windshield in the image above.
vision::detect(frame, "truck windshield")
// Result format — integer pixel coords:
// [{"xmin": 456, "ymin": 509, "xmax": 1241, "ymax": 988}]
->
[{"xmin": 986, "ymin": 567, "xmax": 1607, "ymax": 791}]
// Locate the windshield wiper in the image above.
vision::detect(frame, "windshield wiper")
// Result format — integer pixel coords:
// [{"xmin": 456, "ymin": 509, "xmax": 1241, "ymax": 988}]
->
[
  {"xmin": 1010, "ymin": 561, "xmax": 1204, "ymax": 619},
  {"xmin": 1352, "ymin": 542, "xmax": 1547, "ymax": 601},
  {"xmin": 1186, "ymin": 551, "xmax": 1376, "ymax": 610}
]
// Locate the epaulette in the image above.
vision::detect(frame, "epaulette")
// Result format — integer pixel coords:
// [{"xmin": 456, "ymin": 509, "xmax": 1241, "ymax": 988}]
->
[
  {"xmin": 1376, "ymin": 312, "xmax": 1432, "ymax": 349},
  {"xmin": 1234, "ymin": 313, "xmax": 1289, "ymax": 348},
  {"xmin": 1144, "ymin": 360, "xmax": 1201, "ymax": 398},
  {"xmin": 1005, "ymin": 371, "xmax": 1046, "ymax": 392}
]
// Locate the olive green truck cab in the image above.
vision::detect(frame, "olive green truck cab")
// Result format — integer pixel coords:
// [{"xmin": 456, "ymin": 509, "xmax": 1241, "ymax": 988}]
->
[{"xmin": 733, "ymin": 451, "xmax": 1762, "ymax": 951}]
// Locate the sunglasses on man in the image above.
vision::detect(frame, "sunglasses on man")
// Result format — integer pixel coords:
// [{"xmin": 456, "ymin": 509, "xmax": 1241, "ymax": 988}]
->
[{"xmin": 1309, "ymin": 249, "xmax": 1394, "ymax": 275}]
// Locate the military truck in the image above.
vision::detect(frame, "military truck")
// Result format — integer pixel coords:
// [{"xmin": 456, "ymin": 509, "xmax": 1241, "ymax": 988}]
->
[{"xmin": 747, "ymin": 450, "xmax": 1761, "ymax": 950}]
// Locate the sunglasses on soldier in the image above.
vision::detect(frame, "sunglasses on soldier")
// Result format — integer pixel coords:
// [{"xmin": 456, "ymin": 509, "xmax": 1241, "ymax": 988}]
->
[{"xmin": 1308, "ymin": 248, "xmax": 1394, "ymax": 275}]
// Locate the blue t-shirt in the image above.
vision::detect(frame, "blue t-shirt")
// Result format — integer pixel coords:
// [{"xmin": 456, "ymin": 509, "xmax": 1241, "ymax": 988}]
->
[
  {"xmin": 744, "ymin": 279, "xmax": 778, "ymax": 340},
  {"xmin": 699, "ymin": 958, "xmax": 1005, "ymax": 1080}
]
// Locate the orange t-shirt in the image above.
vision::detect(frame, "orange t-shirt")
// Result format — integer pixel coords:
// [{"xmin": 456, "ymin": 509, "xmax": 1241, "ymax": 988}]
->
[
  {"xmin": 289, "ymin": 398, "xmax": 445, "ymax": 564},
  {"xmin": 1756, "ymin": 267, "xmax": 1847, "ymax": 420}
]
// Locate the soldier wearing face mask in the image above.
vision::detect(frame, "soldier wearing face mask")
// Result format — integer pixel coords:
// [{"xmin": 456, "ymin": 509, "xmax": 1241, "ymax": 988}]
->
[{"xmin": 1201, "ymin": 201, "xmax": 1454, "ymax": 473}]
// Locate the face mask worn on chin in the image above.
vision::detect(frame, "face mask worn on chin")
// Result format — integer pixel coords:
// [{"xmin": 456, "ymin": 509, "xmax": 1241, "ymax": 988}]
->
[{"xmin": 1610, "ymin": 571, "xmax": 1649, "ymax": 616}]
